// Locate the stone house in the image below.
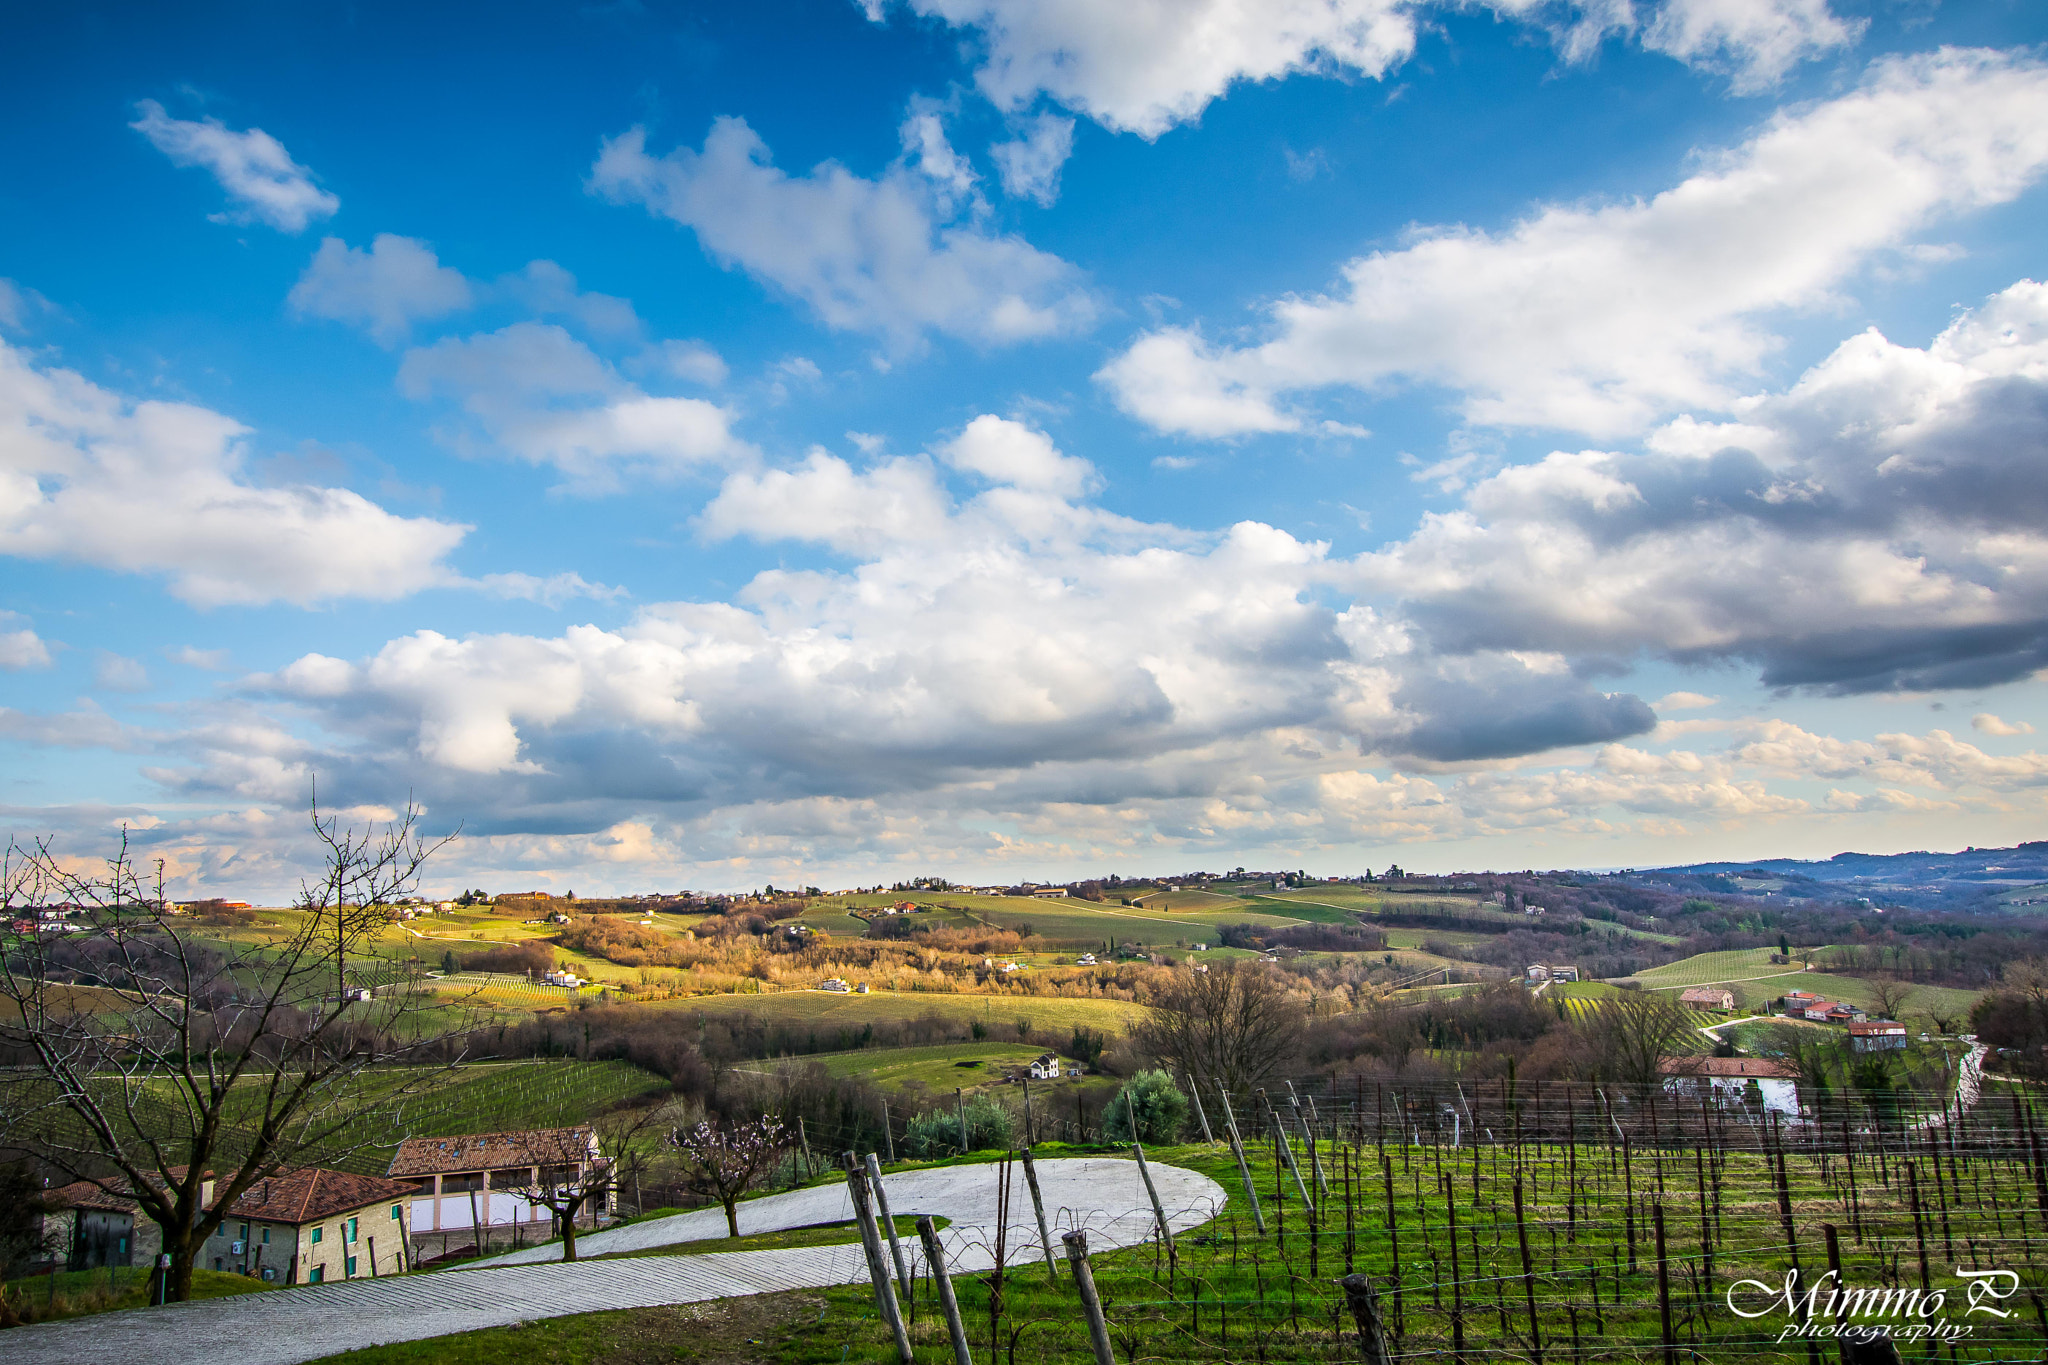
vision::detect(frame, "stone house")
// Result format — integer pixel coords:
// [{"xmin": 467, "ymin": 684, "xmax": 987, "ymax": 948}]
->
[
  {"xmin": 1679, "ymin": 986, "xmax": 1738, "ymax": 1012},
  {"xmin": 199, "ymin": 1167, "xmax": 418, "ymax": 1283},
  {"xmin": 1848, "ymin": 1019, "xmax": 1909, "ymax": 1051}
]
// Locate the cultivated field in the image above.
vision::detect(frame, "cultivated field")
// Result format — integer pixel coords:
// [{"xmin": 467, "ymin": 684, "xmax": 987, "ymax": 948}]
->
[
  {"xmin": 657, "ymin": 988, "xmax": 1145, "ymax": 1034},
  {"xmin": 1622, "ymin": 947, "xmax": 1983, "ymax": 1020}
]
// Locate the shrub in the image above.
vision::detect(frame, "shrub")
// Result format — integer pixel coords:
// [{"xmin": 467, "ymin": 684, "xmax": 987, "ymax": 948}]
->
[
  {"xmin": 903, "ymin": 1095, "xmax": 1016, "ymax": 1156},
  {"xmin": 1101, "ymin": 1069, "xmax": 1188, "ymax": 1144}
]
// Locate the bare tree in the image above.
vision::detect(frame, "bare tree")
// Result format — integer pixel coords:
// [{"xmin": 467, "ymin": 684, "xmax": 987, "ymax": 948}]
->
[
  {"xmin": 1128, "ymin": 962, "xmax": 1307, "ymax": 1095},
  {"xmin": 1866, "ymin": 974, "xmax": 1916, "ymax": 1022},
  {"xmin": 668, "ymin": 1116, "xmax": 788, "ymax": 1237},
  {"xmin": 0, "ymin": 798, "xmax": 464, "ymax": 1302},
  {"xmin": 1586, "ymin": 990, "xmax": 1696, "ymax": 1086},
  {"xmin": 498, "ymin": 1105, "xmax": 673, "ymax": 1262}
]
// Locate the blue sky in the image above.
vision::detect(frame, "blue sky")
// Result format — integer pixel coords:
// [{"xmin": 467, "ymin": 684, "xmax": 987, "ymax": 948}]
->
[{"xmin": 4, "ymin": 0, "xmax": 2046, "ymax": 898}]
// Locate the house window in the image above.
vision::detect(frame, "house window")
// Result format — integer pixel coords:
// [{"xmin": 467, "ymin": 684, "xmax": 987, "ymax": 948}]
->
[
  {"xmin": 345, "ymin": 1216, "xmax": 358, "ymax": 1243},
  {"xmin": 261, "ymin": 1227, "xmax": 270, "ymax": 1245},
  {"xmin": 309, "ymin": 1265, "xmax": 324, "ymax": 1284},
  {"xmin": 345, "ymin": 1255, "xmax": 357, "ymax": 1277},
  {"xmin": 238, "ymin": 1222, "xmax": 248, "ymax": 1239},
  {"xmin": 311, "ymin": 1226, "xmax": 323, "ymax": 1244},
  {"xmin": 390, "ymin": 1205, "xmax": 401, "ymax": 1221}
]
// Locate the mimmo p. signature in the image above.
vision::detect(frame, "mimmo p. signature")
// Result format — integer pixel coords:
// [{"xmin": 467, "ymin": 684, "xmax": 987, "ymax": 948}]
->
[{"xmin": 1726, "ymin": 1267, "xmax": 2022, "ymax": 1344}]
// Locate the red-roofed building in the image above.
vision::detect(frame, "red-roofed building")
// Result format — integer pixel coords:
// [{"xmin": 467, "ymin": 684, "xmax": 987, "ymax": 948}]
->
[
  {"xmin": 199, "ymin": 1168, "xmax": 418, "ymax": 1283},
  {"xmin": 388, "ymin": 1127, "xmax": 606, "ymax": 1255},
  {"xmin": 1849, "ymin": 1019, "xmax": 1909, "ymax": 1051}
]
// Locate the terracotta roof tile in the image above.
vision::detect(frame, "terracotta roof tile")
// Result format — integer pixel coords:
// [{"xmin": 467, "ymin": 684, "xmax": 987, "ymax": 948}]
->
[
  {"xmin": 386, "ymin": 1127, "xmax": 595, "ymax": 1178},
  {"xmin": 216, "ymin": 1168, "xmax": 418, "ymax": 1225}
]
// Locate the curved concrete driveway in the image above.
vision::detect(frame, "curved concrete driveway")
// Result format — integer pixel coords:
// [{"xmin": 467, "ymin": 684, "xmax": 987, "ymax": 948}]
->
[{"xmin": 4, "ymin": 1157, "xmax": 1226, "ymax": 1365}]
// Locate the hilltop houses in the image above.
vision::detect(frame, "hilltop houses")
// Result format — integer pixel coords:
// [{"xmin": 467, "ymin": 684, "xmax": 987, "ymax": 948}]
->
[
  {"xmin": 1849, "ymin": 1020, "xmax": 1909, "ymax": 1051},
  {"xmin": 1679, "ymin": 986, "xmax": 1737, "ymax": 1012}
]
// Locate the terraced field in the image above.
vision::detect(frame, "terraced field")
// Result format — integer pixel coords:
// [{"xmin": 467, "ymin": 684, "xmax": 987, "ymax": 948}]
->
[{"xmin": 880, "ymin": 893, "xmax": 1304, "ymax": 947}]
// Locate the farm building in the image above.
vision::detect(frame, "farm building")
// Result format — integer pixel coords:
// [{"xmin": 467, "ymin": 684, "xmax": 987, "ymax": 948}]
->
[
  {"xmin": 1849, "ymin": 1020, "xmax": 1909, "ymax": 1051},
  {"xmin": 1679, "ymin": 987, "xmax": 1737, "ymax": 1012},
  {"xmin": 1028, "ymin": 1052, "xmax": 1061, "ymax": 1080},
  {"xmin": 388, "ymin": 1126, "xmax": 606, "ymax": 1256},
  {"xmin": 199, "ymin": 1167, "xmax": 417, "ymax": 1282},
  {"xmin": 1657, "ymin": 1056, "xmax": 1802, "ymax": 1120},
  {"xmin": 1801, "ymin": 1001, "xmax": 1867, "ymax": 1023}
]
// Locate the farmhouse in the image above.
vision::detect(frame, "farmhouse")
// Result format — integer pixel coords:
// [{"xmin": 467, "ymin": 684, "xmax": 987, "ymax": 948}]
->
[
  {"xmin": 37, "ymin": 1176, "xmax": 172, "ymax": 1271},
  {"xmin": 1658, "ymin": 1056, "xmax": 1802, "ymax": 1120},
  {"xmin": 1679, "ymin": 987, "xmax": 1737, "ymax": 1012},
  {"xmin": 388, "ymin": 1126, "xmax": 606, "ymax": 1254},
  {"xmin": 1028, "ymin": 1052, "xmax": 1062, "ymax": 1080},
  {"xmin": 199, "ymin": 1167, "xmax": 417, "ymax": 1282},
  {"xmin": 1849, "ymin": 1019, "xmax": 1909, "ymax": 1051},
  {"xmin": 1800, "ymin": 1000, "xmax": 1867, "ymax": 1023},
  {"xmin": 1031, "ymin": 887, "xmax": 1070, "ymax": 899}
]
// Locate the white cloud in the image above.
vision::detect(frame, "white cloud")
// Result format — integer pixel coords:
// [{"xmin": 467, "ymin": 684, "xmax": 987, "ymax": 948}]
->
[
  {"xmin": 1656, "ymin": 691, "xmax": 1718, "ymax": 710},
  {"xmin": 640, "ymin": 339, "xmax": 729, "ymax": 386},
  {"xmin": 130, "ymin": 99, "xmax": 339, "ymax": 232},
  {"xmin": 990, "ymin": 114, "xmax": 1075, "ymax": 206},
  {"xmin": 92, "ymin": 652, "xmax": 150, "ymax": 693},
  {"xmin": 1101, "ymin": 49, "xmax": 2048, "ymax": 437},
  {"xmin": 0, "ymin": 338, "xmax": 468, "ymax": 607},
  {"xmin": 289, "ymin": 235, "xmax": 475, "ymax": 345},
  {"xmin": 589, "ymin": 117, "xmax": 1096, "ymax": 347},
  {"xmin": 1974, "ymin": 713, "xmax": 2037, "ymax": 737},
  {"xmin": 1731, "ymin": 720, "xmax": 2048, "ymax": 791},
  {"xmin": 397, "ymin": 323, "xmax": 753, "ymax": 493},
  {"xmin": 699, "ymin": 449, "xmax": 951, "ymax": 553},
  {"xmin": 1642, "ymin": 0, "xmax": 1864, "ymax": 95},
  {"xmin": 0, "ymin": 622, "xmax": 53, "ymax": 670},
  {"xmin": 884, "ymin": 0, "xmax": 1418, "ymax": 139},
  {"xmin": 1362, "ymin": 279, "xmax": 2048, "ymax": 692},
  {"xmin": 166, "ymin": 646, "xmax": 231, "ymax": 671},
  {"xmin": 940, "ymin": 415, "xmax": 1097, "ymax": 497},
  {"xmin": 498, "ymin": 260, "xmax": 642, "ymax": 339},
  {"xmin": 474, "ymin": 571, "xmax": 629, "ymax": 608}
]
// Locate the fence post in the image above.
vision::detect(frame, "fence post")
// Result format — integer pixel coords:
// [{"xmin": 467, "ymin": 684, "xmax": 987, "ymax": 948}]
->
[
  {"xmin": 1020, "ymin": 1148, "xmax": 1061, "ymax": 1284},
  {"xmin": 1186, "ymin": 1073, "xmax": 1216, "ymax": 1144},
  {"xmin": 1445, "ymin": 1173, "xmax": 1467, "ymax": 1365},
  {"xmin": 1514, "ymin": 1174, "xmax": 1542, "ymax": 1364},
  {"xmin": 1653, "ymin": 1203, "xmax": 1676, "ymax": 1365},
  {"xmin": 844, "ymin": 1153, "xmax": 914, "ymax": 1364},
  {"xmin": 1258, "ymin": 1087, "xmax": 1315, "ymax": 1214},
  {"xmin": 1132, "ymin": 1141, "xmax": 1177, "ymax": 1275},
  {"xmin": 866, "ymin": 1153, "xmax": 912, "ymax": 1290},
  {"xmin": 1062, "ymin": 1231, "xmax": 1117, "ymax": 1365},
  {"xmin": 1022, "ymin": 1076, "xmax": 1034, "ymax": 1146},
  {"xmin": 957, "ymin": 1088, "xmax": 970, "ymax": 1155},
  {"xmin": 1216, "ymin": 1087, "xmax": 1267, "ymax": 1233},
  {"xmin": 883, "ymin": 1099, "xmax": 897, "ymax": 1164},
  {"xmin": 918, "ymin": 1215, "xmax": 974, "ymax": 1365},
  {"xmin": 1338, "ymin": 1273, "xmax": 1393, "ymax": 1365}
]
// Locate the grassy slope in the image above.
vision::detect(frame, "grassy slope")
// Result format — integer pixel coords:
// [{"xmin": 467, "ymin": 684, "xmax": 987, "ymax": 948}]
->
[
  {"xmin": 1623, "ymin": 946, "xmax": 1982, "ymax": 1018},
  {"xmin": 757, "ymin": 1041, "xmax": 1056, "ymax": 1092},
  {"xmin": 653, "ymin": 989, "xmax": 1144, "ymax": 1033}
]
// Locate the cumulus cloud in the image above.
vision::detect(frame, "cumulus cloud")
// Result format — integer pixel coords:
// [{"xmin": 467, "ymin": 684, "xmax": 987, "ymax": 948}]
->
[
  {"xmin": 92, "ymin": 652, "xmax": 150, "ymax": 693},
  {"xmin": 1363, "ymin": 278, "xmax": 2048, "ymax": 693},
  {"xmin": 877, "ymin": 0, "xmax": 1419, "ymax": 139},
  {"xmin": 990, "ymin": 113, "xmax": 1075, "ymax": 206},
  {"xmin": 1641, "ymin": 0, "xmax": 1862, "ymax": 93},
  {"xmin": 130, "ymin": 99, "xmax": 339, "ymax": 232},
  {"xmin": 940, "ymin": 415, "xmax": 1097, "ymax": 497},
  {"xmin": 0, "ymin": 338, "xmax": 468, "ymax": 607},
  {"xmin": 870, "ymin": 0, "xmax": 1853, "ymax": 142},
  {"xmin": 588, "ymin": 116, "xmax": 1096, "ymax": 348},
  {"xmin": 0, "ymin": 620, "xmax": 53, "ymax": 670},
  {"xmin": 1974, "ymin": 713, "xmax": 2037, "ymax": 737},
  {"xmin": 397, "ymin": 322, "xmax": 753, "ymax": 493},
  {"xmin": 289, "ymin": 235, "xmax": 475, "ymax": 345},
  {"xmin": 1100, "ymin": 49, "xmax": 2048, "ymax": 438}
]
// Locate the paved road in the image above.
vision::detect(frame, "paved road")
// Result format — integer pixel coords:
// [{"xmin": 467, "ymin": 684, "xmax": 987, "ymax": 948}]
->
[{"xmin": 5, "ymin": 1157, "xmax": 1225, "ymax": 1365}]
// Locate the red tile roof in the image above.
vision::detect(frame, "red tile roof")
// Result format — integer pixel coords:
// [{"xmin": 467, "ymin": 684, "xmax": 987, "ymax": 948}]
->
[
  {"xmin": 387, "ymin": 1127, "xmax": 596, "ymax": 1177},
  {"xmin": 216, "ymin": 1168, "xmax": 418, "ymax": 1225},
  {"xmin": 1658, "ymin": 1056, "xmax": 1800, "ymax": 1079}
]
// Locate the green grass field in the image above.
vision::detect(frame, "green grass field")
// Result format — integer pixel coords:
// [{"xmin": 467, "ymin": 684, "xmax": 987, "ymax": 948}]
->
[
  {"xmin": 657, "ymin": 988, "xmax": 1145, "ymax": 1034},
  {"xmin": 1623, "ymin": 947, "xmax": 1982, "ymax": 1021},
  {"xmin": 757, "ymin": 1041, "xmax": 1058, "ymax": 1093}
]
